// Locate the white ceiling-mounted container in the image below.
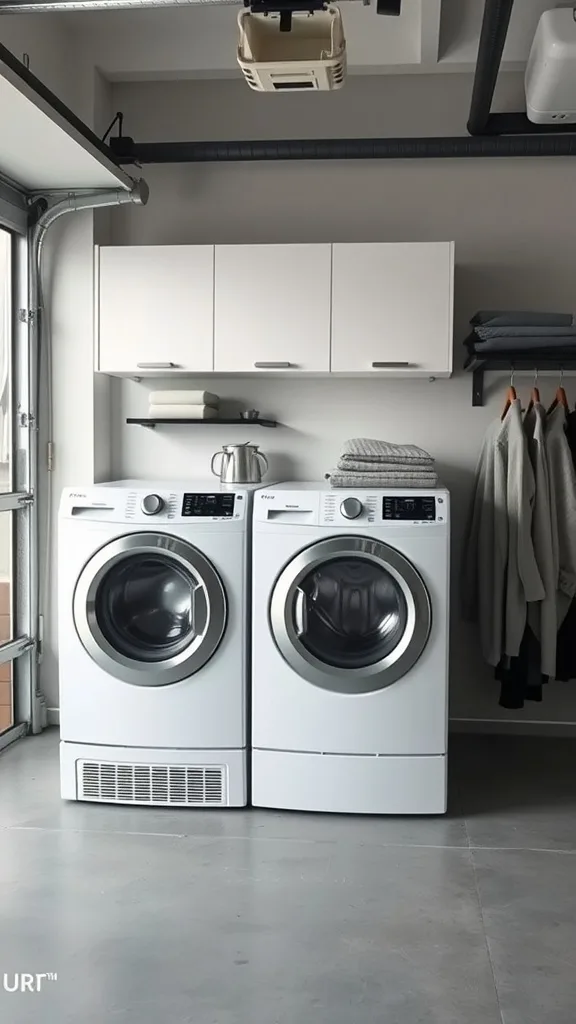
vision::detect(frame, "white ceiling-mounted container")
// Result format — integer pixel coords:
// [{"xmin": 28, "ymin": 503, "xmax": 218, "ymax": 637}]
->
[
  {"xmin": 525, "ymin": 8, "xmax": 576, "ymax": 124},
  {"xmin": 237, "ymin": 6, "xmax": 346, "ymax": 92}
]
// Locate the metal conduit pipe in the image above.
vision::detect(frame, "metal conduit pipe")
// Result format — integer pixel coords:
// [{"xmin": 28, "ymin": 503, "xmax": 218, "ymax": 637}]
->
[
  {"xmin": 28, "ymin": 179, "xmax": 148, "ymax": 733},
  {"xmin": 110, "ymin": 134, "xmax": 576, "ymax": 165},
  {"xmin": 0, "ymin": 0, "xmax": 363, "ymax": 8}
]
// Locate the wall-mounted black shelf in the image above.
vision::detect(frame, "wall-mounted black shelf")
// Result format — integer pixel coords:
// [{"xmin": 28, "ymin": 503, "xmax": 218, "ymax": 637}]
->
[
  {"xmin": 127, "ymin": 417, "xmax": 277, "ymax": 429},
  {"xmin": 464, "ymin": 351, "xmax": 576, "ymax": 407}
]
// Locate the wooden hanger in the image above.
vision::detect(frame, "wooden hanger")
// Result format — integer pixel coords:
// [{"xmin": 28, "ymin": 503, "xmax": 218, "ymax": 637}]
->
[
  {"xmin": 548, "ymin": 368, "xmax": 569, "ymax": 415},
  {"xmin": 525, "ymin": 369, "xmax": 540, "ymax": 416},
  {"xmin": 501, "ymin": 368, "xmax": 517, "ymax": 420}
]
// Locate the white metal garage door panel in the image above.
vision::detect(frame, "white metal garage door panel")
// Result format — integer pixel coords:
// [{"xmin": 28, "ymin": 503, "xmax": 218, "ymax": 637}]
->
[{"xmin": 0, "ymin": 48, "xmax": 133, "ymax": 191}]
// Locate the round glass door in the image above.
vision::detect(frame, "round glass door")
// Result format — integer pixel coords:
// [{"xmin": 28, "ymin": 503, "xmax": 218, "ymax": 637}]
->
[
  {"xmin": 270, "ymin": 537, "xmax": 431, "ymax": 694},
  {"xmin": 96, "ymin": 556, "xmax": 200, "ymax": 663},
  {"xmin": 74, "ymin": 533, "xmax": 227, "ymax": 686}
]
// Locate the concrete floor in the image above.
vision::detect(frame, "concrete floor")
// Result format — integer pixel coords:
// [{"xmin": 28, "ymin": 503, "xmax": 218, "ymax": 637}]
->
[{"xmin": 1, "ymin": 730, "xmax": 576, "ymax": 1023}]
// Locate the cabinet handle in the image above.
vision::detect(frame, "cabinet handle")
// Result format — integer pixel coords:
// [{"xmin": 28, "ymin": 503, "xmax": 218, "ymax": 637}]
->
[
  {"xmin": 136, "ymin": 361, "xmax": 179, "ymax": 369},
  {"xmin": 254, "ymin": 361, "xmax": 292, "ymax": 369},
  {"xmin": 371, "ymin": 361, "xmax": 414, "ymax": 368}
]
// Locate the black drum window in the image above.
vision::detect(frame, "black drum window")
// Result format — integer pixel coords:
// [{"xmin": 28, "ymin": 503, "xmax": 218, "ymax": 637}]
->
[
  {"xmin": 294, "ymin": 557, "xmax": 408, "ymax": 669},
  {"xmin": 95, "ymin": 555, "xmax": 197, "ymax": 662}
]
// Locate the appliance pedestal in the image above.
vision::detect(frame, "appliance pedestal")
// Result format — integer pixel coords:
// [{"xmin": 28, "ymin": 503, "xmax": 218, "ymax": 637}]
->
[
  {"xmin": 252, "ymin": 748, "xmax": 447, "ymax": 814},
  {"xmin": 60, "ymin": 741, "xmax": 246, "ymax": 807}
]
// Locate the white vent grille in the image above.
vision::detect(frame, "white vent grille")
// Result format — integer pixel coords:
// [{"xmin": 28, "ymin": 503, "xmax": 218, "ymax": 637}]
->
[
  {"xmin": 125, "ymin": 491, "xmax": 138, "ymax": 518},
  {"xmin": 77, "ymin": 759, "xmax": 227, "ymax": 806},
  {"xmin": 167, "ymin": 493, "xmax": 178, "ymax": 519}
]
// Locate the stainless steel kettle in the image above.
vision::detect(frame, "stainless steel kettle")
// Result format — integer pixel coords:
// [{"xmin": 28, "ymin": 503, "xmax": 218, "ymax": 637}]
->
[{"xmin": 211, "ymin": 443, "xmax": 269, "ymax": 484}]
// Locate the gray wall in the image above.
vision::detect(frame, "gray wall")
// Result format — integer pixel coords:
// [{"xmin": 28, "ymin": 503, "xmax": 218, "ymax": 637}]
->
[{"xmin": 110, "ymin": 72, "xmax": 576, "ymax": 729}]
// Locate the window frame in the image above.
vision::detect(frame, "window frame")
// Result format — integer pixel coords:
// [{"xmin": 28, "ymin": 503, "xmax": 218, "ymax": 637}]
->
[{"xmin": 0, "ymin": 177, "xmax": 35, "ymax": 751}]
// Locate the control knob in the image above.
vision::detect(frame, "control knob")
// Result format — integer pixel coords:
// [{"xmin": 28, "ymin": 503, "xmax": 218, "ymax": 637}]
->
[
  {"xmin": 141, "ymin": 493, "xmax": 164, "ymax": 516},
  {"xmin": 340, "ymin": 497, "xmax": 363, "ymax": 520}
]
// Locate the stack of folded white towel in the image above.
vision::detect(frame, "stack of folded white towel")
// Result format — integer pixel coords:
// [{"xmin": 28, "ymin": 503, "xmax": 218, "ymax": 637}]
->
[
  {"xmin": 148, "ymin": 390, "xmax": 220, "ymax": 420},
  {"xmin": 329, "ymin": 438, "xmax": 438, "ymax": 488}
]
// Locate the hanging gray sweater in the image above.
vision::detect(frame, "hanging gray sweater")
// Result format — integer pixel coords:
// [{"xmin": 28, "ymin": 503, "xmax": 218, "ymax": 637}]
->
[{"xmin": 462, "ymin": 399, "xmax": 544, "ymax": 666}]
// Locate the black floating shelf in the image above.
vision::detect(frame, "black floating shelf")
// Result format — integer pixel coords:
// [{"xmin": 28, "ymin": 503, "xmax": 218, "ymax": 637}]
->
[
  {"xmin": 127, "ymin": 417, "xmax": 277, "ymax": 429},
  {"xmin": 464, "ymin": 350, "xmax": 576, "ymax": 407}
]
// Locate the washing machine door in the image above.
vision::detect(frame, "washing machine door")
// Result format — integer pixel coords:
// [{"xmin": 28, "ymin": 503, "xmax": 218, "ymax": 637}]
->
[
  {"xmin": 73, "ymin": 532, "xmax": 227, "ymax": 686},
  {"xmin": 269, "ymin": 536, "xmax": 431, "ymax": 694}
]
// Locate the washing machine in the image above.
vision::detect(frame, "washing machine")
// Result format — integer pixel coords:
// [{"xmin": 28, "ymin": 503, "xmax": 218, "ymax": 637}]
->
[
  {"xmin": 251, "ymin": 483, "xmax": 450, "ymax": 814},
  {"xmin": 59, "ymin": 480, "xmax": 258, "ymax": 808}
]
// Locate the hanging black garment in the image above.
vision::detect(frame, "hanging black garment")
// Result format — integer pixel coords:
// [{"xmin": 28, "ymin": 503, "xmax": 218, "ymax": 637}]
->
[
  {"xmin": 496, "ymin": 628, "xmax": 547, "ymax": 709},
  {"xmin": 555, "ymin": 408, "xmax": 576, "ymax": 681},
  {"xmin": 566, "ymin": 409, "xmax": 576, "ymax": 474}
]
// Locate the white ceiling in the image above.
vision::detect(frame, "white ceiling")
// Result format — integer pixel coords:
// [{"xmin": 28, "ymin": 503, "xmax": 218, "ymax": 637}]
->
[{"xmin": 59, "ymin": 0, "xmax": 555, "ymax": 80}]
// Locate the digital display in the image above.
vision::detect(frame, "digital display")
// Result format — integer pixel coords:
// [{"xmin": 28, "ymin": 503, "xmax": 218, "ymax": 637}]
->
[
  {"xmin": 383, "ymin": 496, "xmax": 436, "ymax": 521},
  {"xmin": 182, "ymin": 493, "xmax": 235, "ymax": 517}
]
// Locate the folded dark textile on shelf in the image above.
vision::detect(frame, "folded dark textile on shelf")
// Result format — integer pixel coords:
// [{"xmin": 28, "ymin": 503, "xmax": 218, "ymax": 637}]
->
[
  {"xmin": 464, "ymin": 333, "xmax": 576, "ymax": 353},
  {"xmin": 475, "ymin": 325, "xmax": 576, "ymax": 341},
  {"xmin": 470, "ymin": 310, "xmax": 573, "ymax": 328}
]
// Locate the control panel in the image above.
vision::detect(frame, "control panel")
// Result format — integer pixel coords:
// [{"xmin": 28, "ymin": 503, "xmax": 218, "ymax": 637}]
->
[
  {"xmin": 182, "ymin": 493, "xmax": 235, "ymax": 517},
  {"xmin": 253, "ymin": 487, "xmax": 448, "ymax": 527},
  {"xmin": 319, "ymin": 492, "xmax": 446, "ymax": 525},
  {"xmin": 383, "ymin": 496, "xmax": 437, "ymax": 521},
  {"xmin": 62, "ymin": 485, "xmax": 248, "ymax": 525},
  {"xmin": 322, "ymin": 493, "xmax": 378, "ymax": 525}
]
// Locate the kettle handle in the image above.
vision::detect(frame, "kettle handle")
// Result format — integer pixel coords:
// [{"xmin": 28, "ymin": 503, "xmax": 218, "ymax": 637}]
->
[
  {"xmin": 211, "ymin": 452, "xmax": 224, "ymax": 478},
  {"xmin": 256, "ymin": 452, "xmax": 269, "ymax": 476}
]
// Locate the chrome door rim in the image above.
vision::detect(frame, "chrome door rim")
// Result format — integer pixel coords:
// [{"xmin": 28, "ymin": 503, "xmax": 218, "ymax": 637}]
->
[
  {"xmin": 73, "ymin": 532, "xmax": 227, "ymax": 686},
  {"xmin": 269, "ymin": 536, "xmax": 432, "ymax": 694}
]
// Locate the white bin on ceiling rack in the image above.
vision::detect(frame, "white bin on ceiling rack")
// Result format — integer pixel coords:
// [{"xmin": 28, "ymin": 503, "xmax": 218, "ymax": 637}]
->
[{"xmin": 237, "ymin": 6, "xmax": 346, "ymax": 92}]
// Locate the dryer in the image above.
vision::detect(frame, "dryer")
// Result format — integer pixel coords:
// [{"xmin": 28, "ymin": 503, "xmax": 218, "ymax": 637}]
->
[
  {"xmin": 59, "ymin": 480, "xmax": 256, "ymax": 808},
  {"xmin": 251, "ymin": 483, "xmax": 450, "ymax": 814}
]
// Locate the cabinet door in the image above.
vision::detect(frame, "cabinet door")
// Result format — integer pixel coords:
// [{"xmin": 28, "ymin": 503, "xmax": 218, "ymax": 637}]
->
[
  {"xmin": 214, "ymin": 244, "xmax": 331, "ymax": 372},
  {"xmin": 331, "ymin": 242, "xmax": 454, "ymax": 375},
  {"xmin": 96, "ymin": 245, "xmax": 214, "ymax": 374}
]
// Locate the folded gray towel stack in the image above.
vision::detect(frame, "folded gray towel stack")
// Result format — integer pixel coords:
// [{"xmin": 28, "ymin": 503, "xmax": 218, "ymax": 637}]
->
[
  {"xmin": 465, "ymin": 311, "xmax": 576, "ymax": 355},
  {"xmin": 329, "ymin": 438, "xmax": 438, "ymax": 488}
]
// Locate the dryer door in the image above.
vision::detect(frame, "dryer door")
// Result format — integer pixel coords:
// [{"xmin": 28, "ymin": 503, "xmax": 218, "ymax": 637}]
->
[
  {"xmin": 269, "ymin": 536, "xmax": 431, "ymax": 694},
  {"xmin": 73, "ymin": 533, "xmax": 227, "ymax": 686}
]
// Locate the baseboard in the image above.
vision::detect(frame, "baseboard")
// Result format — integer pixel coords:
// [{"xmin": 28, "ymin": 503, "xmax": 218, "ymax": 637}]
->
[
  {"xmin": 47, "ymin": 708, "xmax": 60, "ymax": 727},
  {"xmin": 450, "ymin": 717, "xmax": 576, "ymax": 737}
]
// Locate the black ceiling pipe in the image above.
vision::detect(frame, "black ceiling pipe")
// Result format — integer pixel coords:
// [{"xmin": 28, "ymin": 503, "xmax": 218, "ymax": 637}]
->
[
  {"xmin": 467, "ymin": 0, "xmax": 515, "ymax": 136},
  {"xmin": 110, "ymin": 134, "xmax": 576, "ymax": 164}
]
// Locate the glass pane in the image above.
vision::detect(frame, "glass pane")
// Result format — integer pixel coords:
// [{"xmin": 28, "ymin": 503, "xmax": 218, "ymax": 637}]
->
[
  {"xmin": 0, "ymin": 661, "xmax": 13, "ymax": 733},
  {"xmin": 0, "ymin": 230, "xmax": 12, "ymax": 494},
  {"xmin": 95, "ymin": 555, "xmax": 198, "ymax": 662},
  {"xmin": 296, "ymin": 557, "xmax": 408, "ymax": 669},
  {"xmin": 0, "ymin": 510, "xmax": 13, "ymax": 651}
]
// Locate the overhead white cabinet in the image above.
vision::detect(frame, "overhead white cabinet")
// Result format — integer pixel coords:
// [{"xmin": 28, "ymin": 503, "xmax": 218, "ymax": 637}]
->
[
  {"xmin": 214, "ymin": 244, "xmax": 332, "ymax": 372},
  {"xmin": 96, "ymin": 241, "xmax": 455, "ymax": 378},
  {"xmin": 96, "ymin": 245, "xmax": 215, "ymax": 375},
  {"xmin": 331, "ymin": 242, "xmax": 454, "ymax": 376}
]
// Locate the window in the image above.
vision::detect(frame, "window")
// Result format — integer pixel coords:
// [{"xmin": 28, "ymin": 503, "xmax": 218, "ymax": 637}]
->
[{"xmin": 0, "ymin": 220, "xmax": 33, "ymax": 746}]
